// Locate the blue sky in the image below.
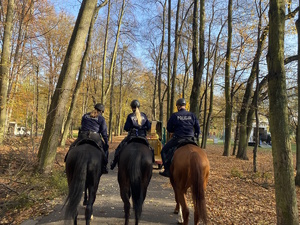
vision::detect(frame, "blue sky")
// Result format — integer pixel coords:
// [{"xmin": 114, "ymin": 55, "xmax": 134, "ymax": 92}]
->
[{"xmin": 50, "ymin": 0, "xmax": 81, "ymax": 16}]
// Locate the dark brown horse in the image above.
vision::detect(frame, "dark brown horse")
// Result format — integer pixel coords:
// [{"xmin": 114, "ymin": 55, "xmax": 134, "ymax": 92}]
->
[
  {"xmin": 64, "ymin": 142, "xmax": 105, "ymax": 225},
  {"xmin": 117, "ymin": 139, "xmax": 153, "ymax": 225},
  {"xmin": 170, "ymin": 144, "xmax": 210, "ymax": 225}
]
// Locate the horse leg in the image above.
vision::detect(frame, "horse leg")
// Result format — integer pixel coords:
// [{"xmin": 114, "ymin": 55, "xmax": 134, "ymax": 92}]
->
[
  {"xmin": 170, "ymin": 177, "xmax": 179, "ymax": 214},
  {"xmin": 74, "ymin": 212, "xmax": 78, "ymax": 225},
  {"xmin": 120, "ymin": 186, "xmax": 131, "ymax": 225},
  {"xmin": 83, "ymin": 184, "xmax": 88, "ymax": 206},
  {"xmin": 177, "ymin": 205, "xmax": 183, "ymax": 224},
  {"xmin": 85, "ymin": 178, "xmax": 98, "ymax": 225},
  {"xmin": 176, "ymin": 190, "xmax": 189, "ymax": 225},
  {"xmin": 173, "ymin": 192, "xmax": 179, "ymax": 214}
]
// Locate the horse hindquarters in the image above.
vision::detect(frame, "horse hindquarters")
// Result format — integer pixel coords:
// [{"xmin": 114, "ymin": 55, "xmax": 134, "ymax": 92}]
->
[
  {"xmin": 190, "ymin": 152, "xmax": 208, "ymax": 225},
  {"xmin": 118, "ymin": 143, "xmax": 153, "ymax": 225},
  {"xmin": 130, "ymin": 155, "xmax": 145, "ymax": 224},
  {"xmin": 65, "ymin": 155, "xmax": 87, "ymax": 224}
]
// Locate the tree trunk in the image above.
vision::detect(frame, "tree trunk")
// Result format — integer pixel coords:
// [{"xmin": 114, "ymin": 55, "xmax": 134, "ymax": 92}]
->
[
  {"xmin": 0, "ymin": 0, "xmax": 14, "ymax": 144},
  {"xmin": 180, "ymin": 36, "xmax": 191, "ymax": 99},
  {"xmin": 152, "ymin": 58, "xmax": 158, "ymax": 120},
  {"xmin": 223, "ymin": 0, "xmax": 232, "ymax": 156},
  {"xmin": 295, "ymin": 0, "xmax": 300, "ymax": 186},
  {"xmin": 60, "ymin": 4, "xmax": 105, "ymax": 147},
  {"xmin": 267, "ymin": 0, "xmax": 299, "ymax": 223},
  {"xmin": 158, "ymin": 0, "xmax": 166, "ymax": 124},
  {"xmin": 37, "ymin": 0, "xmax": 98, "ymax": 173},
  {"xmin": 237, "ymin": 25, "xmax": 268, "ymax": 159},
  {"xmin": 232, "ymin": 113, "xmax": 240, "ymax": 155},
  {"xmin": 103, "ymin": 0, "xmax": 125, "ymax": 105},
  {"xmin": 102, "ymin": 0, "xmax": 110, "ymax": 103},
  {"xmin": 190, "ymin": 0, "xmax": 204, "ymax": 116},
  {"xmin": 167, "ymin": 0, "xmax": 171, "ymax": 121},
  {"xmin": 117, "ymin": 47, "xmax": 125, "ymax": 135},
  {"xmin": 170, "ymin": 0, "xmax": 181, "ymax": 116},
  {"xmin": 35, "ymin": 64, "xmax": 39, "ymax": 137},
  {"xmin": 201, "ymin": 1, "xmax": 215, "ymax": 149},
  {"xmin": 253, "ymin": 0, "xmax": 263, "ymax": 173},
  {"xmin": 108, "ymin": 59, "xmax": 116, "ymax": 141}
]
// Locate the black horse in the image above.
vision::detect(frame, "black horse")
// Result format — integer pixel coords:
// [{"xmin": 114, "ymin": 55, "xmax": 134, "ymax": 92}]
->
[
  {"xmin": 64, "ymin": 142, "xmax": 105, "ymax": 225},
  {"xmin": 117, "ymin": 139, "xmax": 153, "ymax": 225}
]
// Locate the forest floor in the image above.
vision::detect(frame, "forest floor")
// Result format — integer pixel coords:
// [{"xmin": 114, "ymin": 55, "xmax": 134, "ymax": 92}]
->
[{"xmin": 1, "ymin": 135, "xmax": 300, "ymax": 224}]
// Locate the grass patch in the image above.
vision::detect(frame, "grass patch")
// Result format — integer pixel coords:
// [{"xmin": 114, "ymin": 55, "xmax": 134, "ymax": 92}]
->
[{"xmin": 231, "ymin": 168, "xmax": 244, "ymax": 178}]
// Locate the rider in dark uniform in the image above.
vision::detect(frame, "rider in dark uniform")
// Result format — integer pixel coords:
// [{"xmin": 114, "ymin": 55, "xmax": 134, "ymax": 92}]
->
[
  {"xmin": 66, "ymin": 103, "xmax": 109, "ymax": 174},
  {"xmin": 110, "ymin": 99, "xmax": 152, "ymax": 170},
  {"xmin": 159, "ymin": 98, "xmax": 200, "ymax": 177}
]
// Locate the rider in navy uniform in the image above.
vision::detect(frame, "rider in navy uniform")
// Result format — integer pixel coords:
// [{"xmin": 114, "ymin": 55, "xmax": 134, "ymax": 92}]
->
[
  {"xmin": 159, "ymin": 98, "xmax": 200, "ymax": 177},
  {"xmin": 66, "ymin": 103, "xmax": 109, "ymax": 174},
  {"xmin": 110, "ymin": 99, "xmax": 151, "ymax": 170}
]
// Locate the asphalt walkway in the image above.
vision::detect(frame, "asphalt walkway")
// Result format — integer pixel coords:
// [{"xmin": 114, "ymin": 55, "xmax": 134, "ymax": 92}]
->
[{"xmin": 21, "ymin": 153, "xmax": 195, "ymax": 225}]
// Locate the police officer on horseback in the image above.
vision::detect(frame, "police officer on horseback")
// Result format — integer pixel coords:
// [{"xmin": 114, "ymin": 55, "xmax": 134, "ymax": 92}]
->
[
  {"xmin": 159, "ymin": 98, "xmax": 200, "ymax": 177},
  {"xmin": 66, "ymin": 103, "xmax": 109, "ymax": 174},
  {"xmin": 110, "ymin": 99, "xmax": 152, "ymax": 170}
]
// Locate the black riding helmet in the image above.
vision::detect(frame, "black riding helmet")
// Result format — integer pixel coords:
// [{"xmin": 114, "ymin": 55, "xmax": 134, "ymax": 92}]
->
[
  {"xmin": 95, "ymin": 103, "xmax": 105, "ymax": 112},
  {"xmin": 130, "ymin": 100, "xmax": 140, "ymax": 108},
  {"xmin": 176, "ymin": 98, "xmax": 186, "ymax": 106}
]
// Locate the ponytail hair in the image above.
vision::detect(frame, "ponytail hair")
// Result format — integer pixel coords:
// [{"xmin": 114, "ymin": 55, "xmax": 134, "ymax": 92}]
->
[
  {"xmin": 135, "ymin": 107, "xmax": 142, "ymax": 126},
  {"xmin": 90, "ymin": 109, "xmax": 100, "ymax": 118}
]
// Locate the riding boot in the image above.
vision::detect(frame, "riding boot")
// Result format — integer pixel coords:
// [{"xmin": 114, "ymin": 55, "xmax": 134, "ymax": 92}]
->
[
  {"xmin": 110, "ymin": 155, "xmax": 119, "ymax": 170},
  {"xmin": 159, "ymin": 162, "xmax": 171, "ymax": 177},
  {"xmin": 102, "ymin": 164, "xmax": 108, "ymax": 174},
  {"xmin": 101, "ymin": 150, "xmax": 109, "ymax": 174},
  {"xmin": 149, "ymin": 147, "xmax": 155, "ymax": 163}
]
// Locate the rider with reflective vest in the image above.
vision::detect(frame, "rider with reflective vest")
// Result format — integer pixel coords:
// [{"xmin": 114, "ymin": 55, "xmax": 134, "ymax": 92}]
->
[
  {"xmin": 110, "ymin": 100, "xmax": 152, "ymax": 170},
  {"xmin": 66, "ymin": 103, "xmax": 109, "ymax": 173},
  {"xmin": 159, "ymin": 98, "xmax": 200, "ymax": 177}
]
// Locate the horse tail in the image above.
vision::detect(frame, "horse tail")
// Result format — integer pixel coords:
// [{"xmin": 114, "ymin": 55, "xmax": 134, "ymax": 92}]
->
[
  {"xmin": 190, "ymin": 151, "xmax": 208, "ymax": 224},
  {"xmin": 130, "ymin": 154, "xmax": 143, "ymax": 222},
  {"xmin": 65, "ymin": 154, "xmax": 87, "ymax": 220}
]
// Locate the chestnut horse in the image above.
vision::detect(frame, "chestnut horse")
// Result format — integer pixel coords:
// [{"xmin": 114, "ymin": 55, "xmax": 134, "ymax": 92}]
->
[
  {"xmin": 117, "ymin": 139, "xmax": 153, "ymax": 225},
  {"xmin": 170, "ymin": 144, "xmax": 210, "ymax": 225}
]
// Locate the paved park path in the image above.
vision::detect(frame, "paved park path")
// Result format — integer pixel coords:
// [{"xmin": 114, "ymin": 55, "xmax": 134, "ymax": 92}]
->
[{"xmin": 21, "ymin": 151, "xmax": 195, "ymax": 225}]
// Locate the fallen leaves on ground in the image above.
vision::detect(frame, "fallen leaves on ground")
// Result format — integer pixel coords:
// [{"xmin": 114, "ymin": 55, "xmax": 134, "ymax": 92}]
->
[{"xmin": 1, "ymin": 136, "xmax": 300, "ymax": 224}]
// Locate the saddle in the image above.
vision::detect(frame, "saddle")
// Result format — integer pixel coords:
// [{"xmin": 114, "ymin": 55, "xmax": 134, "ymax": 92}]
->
[
  {"xmin": 167, "ymin": 138, "xmax": 198, "ymax": 163},
  {"xmin": 127, "ymin": 136, "xmax": 149, "ymax": 146},
  {"xmin": 122, "ymin": 136, "xmax": 154, "ymax": 163},
  {"xmin": 64, "ymin": 138, "xmax": 105, "ymax": 163},
  {"xmin": 75, "ymin": 138, "xmax": 103, "ymax": 150}
]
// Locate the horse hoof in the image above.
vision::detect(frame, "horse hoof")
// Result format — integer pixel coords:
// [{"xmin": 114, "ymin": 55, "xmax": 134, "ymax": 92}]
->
[
  {"xmin": 91, "ymin": 215, "xmax": 93, "ymax": 220},
  {"xmin": 177, "ymin": 219, "xmax": 183, "ymax": 224}
]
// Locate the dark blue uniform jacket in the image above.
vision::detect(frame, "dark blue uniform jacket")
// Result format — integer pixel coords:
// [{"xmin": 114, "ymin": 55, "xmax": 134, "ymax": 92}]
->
[
  {"xmin": 124, "ymin": 112, "xmax": 151, "ymax": 134},
  {"xmin": 167, "ymin": 108, "xmax": 200, "ymax": 138},
  {"xmin": 81, "ymin": 113, "xmax": 109, "ymax": 145}
]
